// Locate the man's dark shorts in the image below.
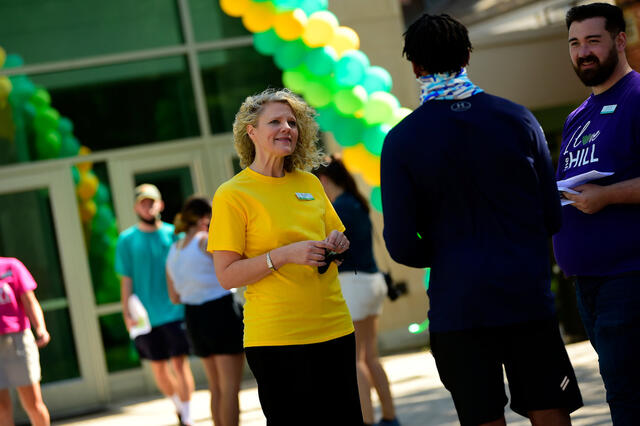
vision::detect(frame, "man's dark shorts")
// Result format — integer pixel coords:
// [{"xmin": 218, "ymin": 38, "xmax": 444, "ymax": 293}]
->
[
  {"xmin": 134, "ymin": 320, "xmax": 190, "ymax": 361},
  {"xmin": 430, "ymin": 318, "xmax": 583, "ymax": 425}
]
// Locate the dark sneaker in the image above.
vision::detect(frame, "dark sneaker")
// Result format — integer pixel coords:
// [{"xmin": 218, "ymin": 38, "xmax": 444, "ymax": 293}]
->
[{"xmin": 375, "ymin": 418, "xmax": 400, "ymax": 426}]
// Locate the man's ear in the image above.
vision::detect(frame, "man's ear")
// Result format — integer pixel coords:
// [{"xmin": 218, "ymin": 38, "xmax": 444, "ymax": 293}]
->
[
  {"xmin": 412, "ymin": 62, "xmax": 426, "ymax": 78},
  {"xmin": 615, "ymin": 31, "xmax": 627, "ymax": 52}
]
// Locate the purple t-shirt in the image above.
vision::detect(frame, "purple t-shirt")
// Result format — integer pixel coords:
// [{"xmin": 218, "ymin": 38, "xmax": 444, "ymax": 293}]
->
[
  {"xmin": 0, "ymin": 257, "xmax": 37, "ymax": 335},
  {"xmin": 553, "ymin": 71, "xmax": 640, "ymax": 277}
]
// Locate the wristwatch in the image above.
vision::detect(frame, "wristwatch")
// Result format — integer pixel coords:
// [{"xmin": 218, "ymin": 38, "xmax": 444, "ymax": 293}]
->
[{"xmin": 266, "ymin": 251, "xmax": 277, "ymax": 272}]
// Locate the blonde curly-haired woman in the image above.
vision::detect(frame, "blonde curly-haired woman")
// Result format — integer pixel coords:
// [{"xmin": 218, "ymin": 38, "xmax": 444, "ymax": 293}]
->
[{"xmin": 208, "ymin": 88, "xmax": 363, "ymax": 425}]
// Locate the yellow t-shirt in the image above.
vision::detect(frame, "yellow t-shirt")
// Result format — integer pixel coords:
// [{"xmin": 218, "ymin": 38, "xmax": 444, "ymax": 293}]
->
[{"xmin": 208, "ymin": 167, "xmax": 354, "ymax": 347}]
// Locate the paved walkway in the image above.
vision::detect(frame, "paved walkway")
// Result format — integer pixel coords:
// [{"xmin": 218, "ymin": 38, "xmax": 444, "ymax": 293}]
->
[{"xmin": 57, "ymin": 340, "xmax": 611, "ymax": 425}]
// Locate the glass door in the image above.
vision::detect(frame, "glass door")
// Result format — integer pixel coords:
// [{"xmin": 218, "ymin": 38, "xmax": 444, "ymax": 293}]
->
[{"xmin": 0, "ymin": 165, "xmax": 108, "ymax": 419}]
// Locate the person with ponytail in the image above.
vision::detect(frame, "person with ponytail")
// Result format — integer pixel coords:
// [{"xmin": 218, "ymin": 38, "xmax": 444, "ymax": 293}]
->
[
  {"xmin": 314, "ymin": 155, "xmax": 400, "ymax": 426},
  {"xmin": 166, "ymin": 196, "xmax": 244, "ymax": 426}
]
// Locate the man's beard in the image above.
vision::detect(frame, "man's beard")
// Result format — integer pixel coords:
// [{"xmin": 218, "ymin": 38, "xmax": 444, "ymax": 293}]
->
[
  {"xmin": 573, "ymin": 44, "xmax": 619, "ymax": 87},
  {"xmin": 137, "ymin": 214, "xmax": 158, "ymax": 225}
]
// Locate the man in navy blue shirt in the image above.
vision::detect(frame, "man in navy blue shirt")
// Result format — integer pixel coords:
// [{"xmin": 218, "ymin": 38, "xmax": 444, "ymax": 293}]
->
[
  {"xmin": 555, "ymin": 3, "xmax": 640, "ymax": 424},
  {"xmin": 381, "ymin": 13, "xmax": 582, "ymax": 425}
]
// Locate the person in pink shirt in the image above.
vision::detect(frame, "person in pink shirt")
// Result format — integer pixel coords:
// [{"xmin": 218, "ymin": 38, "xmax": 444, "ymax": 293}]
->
[{"xmin": 0, "ymin": 257, "xmax": 51, "ymax": 426}]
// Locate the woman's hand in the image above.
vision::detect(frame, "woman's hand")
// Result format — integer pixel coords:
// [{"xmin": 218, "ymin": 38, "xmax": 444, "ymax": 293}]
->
[
  {"xmin": 324, "ymin": 230, "xmax": 350, "ymax": 254},
  {"xmin": 276, "ymin": 240, "xmax": 333, "ymax": 267}
]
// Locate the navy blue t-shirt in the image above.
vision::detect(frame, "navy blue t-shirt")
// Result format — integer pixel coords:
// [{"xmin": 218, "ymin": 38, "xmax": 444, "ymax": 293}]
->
[
  {"xmin": 381, "ymin": 92, "xmax": 561, "ymax": 332},
  {"xmin": 333, "ymin": 192, "xmax": 377, "ymax": 274},
  {"xmin": 553, "ymin": 71, "xmax": 640, "ymax": 277}
]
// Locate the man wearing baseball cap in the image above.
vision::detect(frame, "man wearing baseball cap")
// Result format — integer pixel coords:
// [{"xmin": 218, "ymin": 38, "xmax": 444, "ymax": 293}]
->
[{"xmin": 115, "ymin": 183, "xmax": 194, "ymax": 425}]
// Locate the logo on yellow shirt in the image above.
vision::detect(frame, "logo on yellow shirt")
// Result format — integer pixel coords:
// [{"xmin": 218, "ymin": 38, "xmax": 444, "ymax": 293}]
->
[{"xmin": 295, "ymin": 192, "xmax": 314, "ymax": 201}]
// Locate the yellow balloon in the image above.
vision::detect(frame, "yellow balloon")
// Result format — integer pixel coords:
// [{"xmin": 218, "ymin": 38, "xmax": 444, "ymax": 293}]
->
[
  {"xmin": 341, "ymin": 146, "xmax": 360, "ymax": 172},
  {"xmin": 76, "ymin": 146, "xmax": 93, "ymax": 173},
  {"xmin": 77, "ymin": 172, "xmax": 99, "ymax": 201},
  {"xmin": 79, "ymin": 199, "xmax": 97, "ymax": 223},
  {"xmin": 355, "ymin": 147, "xmax": 380, "ymax": 186},
  {"xmin": 360, "ymin": 158, "xmax": 381, "ymax": 187},
  {"xmin": 0, "ymin": 47, "xmax": 6, "ymax": 68},
  {"xmin": 274, "ymin": 9, "xmax": 307, "ymax": 41},
  {"xmin": 341, "ymin": 144, "xmax": 367, "ymax": 173},
  {"xmin": 242, "ymin": 1, "xmax": 276, "ymax": 33},
  {"xmin": 0, "ymin": 77, "xmax": 12, "ymax": 103},
  {"xmin": 219, "ymin": 0, "xmax": 250, "ymax": 17},
  {"xmin": 328, "ymin": 26, "xmax": 360, "ymax": 57},
  {"xmin": 341, "ymin": 144, "xmax": 380, "ymax": 186},
  {"xmin": 302, "ymin": 11, "xmax": 338, "ymax": 47}
]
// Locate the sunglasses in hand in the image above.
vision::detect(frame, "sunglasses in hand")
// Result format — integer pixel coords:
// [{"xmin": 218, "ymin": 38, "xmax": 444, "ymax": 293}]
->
[{"xmin": 318, "ymin": 249, "xmax": 347, "ymax": 274}]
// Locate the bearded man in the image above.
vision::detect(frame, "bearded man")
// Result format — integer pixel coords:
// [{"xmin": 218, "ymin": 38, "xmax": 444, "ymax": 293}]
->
[{"xmin": 555, "ymin": 3, "xmax": 640, "ymax": 425}]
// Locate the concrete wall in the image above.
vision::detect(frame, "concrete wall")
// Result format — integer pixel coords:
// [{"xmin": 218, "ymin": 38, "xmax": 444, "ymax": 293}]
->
[{"xmin": 469, "ymin": 24, "xmax": 591, "ymax": 110}]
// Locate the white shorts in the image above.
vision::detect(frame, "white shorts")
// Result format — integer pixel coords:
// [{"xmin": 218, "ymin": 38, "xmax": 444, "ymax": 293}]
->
[
  {"xmin": 338, "ymin": 271, "xmax": 387, "ymax": 321},
  {"xmin": 0, "ymin": 329, "xmax": 41, "ymax": 389}
]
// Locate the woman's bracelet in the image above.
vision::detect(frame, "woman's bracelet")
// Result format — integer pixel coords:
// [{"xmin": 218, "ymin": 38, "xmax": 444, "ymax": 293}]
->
[{"xmin": 266, "ymin": 251, "xmax": 277, "ymax": 272}]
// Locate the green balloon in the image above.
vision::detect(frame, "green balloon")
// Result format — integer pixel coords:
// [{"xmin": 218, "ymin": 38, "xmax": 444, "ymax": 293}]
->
[
  {"xmin": 335, "ymin": 50, "xmax": 370, "ymax": 87},
  {"xmin": 305, "ymin": 46, "xmax": 337, "ymax": 76},
  {"xmin": 424, "ymin": 267, "xmax": 431, "ymax": 290},
  {"xmin": 71, "ymin": 166, "xmax": 80, "ymax": 184},
  {"xmin": 34, "ymin": 107, "xmax": 60, "ymax": 132},
  {"xmin": 305, "ymin": 81, "xmax": 331, "ymax": 108},
  {"xmin": 94, "ymin": 183, "xmax": 112, "ymax": 205},
  {"xmin": 315, "ymin": 105, "xmax": 340, "ymax": 131},
  {"xmin": 370, "ymin": 186, "xmax": 383, "ymax": 212},
  {"xmin": 333, "ymin": 85, "xmax": 367, "ymax": 115},
  {"xmin": 282, "ymin": 66, "xmax": 309, "ymax": 94},
  {"xmin": 331, "ymin": 115, "xmax": 365, "ymax": 147},
  {"xmin": 22, "ymin": 103, "xmax": 36, "ymax": 119},
  {"xmin": 363, "ymin": 92, "xmax": 400, "ymax": 125},
  {"xmin": 387, "ymin": 107, "xmax": 412, "ymax": 127},
  {"xmin": 92, "ymin": 204, "xmax": 116, "ymax": 234},
  {"xmin": 9, "ymin": 76, "xmax": 36, "ymax": 101},
  {"xmin": 301, "ymin": 0, "xmax": 328, "ymax": 14},
  {"xmin": 272, "ymin": 0, "xmax": 301, "ymax": 10},
  {"xmin": 362, "ymin": 66, "xmax": 393, "ymax": 93},
  {"xmin": 35, "ymin": 130, "xmax": 62, "ymax": 159},
  {"xmin": 363, "ymin": 123, "xmax": 391, "ymax": 156},
  {"xmin": 30, "ymin": 88, "xmax": 51, "ymax": 110},
  {"xmin": 59, "ymin": 135, "xmax": 81, "ymax": 157},
  {"xmin": 274, "ymin": 39, "xmax": 309, "ymax": 70},
  {"xmin": 58, "ymin": 116, "xmax": 74, "ymax": 135},
  {"xmin": 253, "ymin": 29, "xmax": 284, "ymax": 56},
  {"xmin": 3, "ymin": 54, "xmax": 23, "ymax": 69}
]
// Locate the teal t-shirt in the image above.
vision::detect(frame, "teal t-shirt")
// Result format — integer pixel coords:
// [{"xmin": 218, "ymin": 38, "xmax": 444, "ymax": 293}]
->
[{"xmin": 115, "ymin": 223, "xmax": 184, "ymax": 327}]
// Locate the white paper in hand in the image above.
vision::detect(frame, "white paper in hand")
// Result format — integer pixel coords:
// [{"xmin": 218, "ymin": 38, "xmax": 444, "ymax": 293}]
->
[
  {"xmin": 128, "ymin": 294, "xmax": 152, "ymax": 339},
  {"xmin": 557, "ymin": 170, "xmax": 614, "ymax": 206}
]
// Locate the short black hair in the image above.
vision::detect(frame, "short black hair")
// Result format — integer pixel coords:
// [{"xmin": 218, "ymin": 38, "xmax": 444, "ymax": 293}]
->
[
  {"xmin": 566, "ymin": 2, "xmax": 625, "ymax": 35},
  {"xmin": 402, "ymin": 13, "xmax": 472, "ymax": 74}
]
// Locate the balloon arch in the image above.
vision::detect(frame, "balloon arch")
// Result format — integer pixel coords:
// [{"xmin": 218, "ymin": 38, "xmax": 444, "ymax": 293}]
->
[{"xmin": 220, "ymin": 0, "xmax": 413, "ymax": 212}]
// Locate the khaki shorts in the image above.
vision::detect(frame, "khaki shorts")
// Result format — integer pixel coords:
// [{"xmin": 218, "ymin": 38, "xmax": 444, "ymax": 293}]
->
[{"xmin": 0, "ymin": 329, "xmax": 41, "ymax": 389}]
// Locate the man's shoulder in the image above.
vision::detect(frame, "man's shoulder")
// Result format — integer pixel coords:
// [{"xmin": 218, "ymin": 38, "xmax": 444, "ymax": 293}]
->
[
  {"xmin": 118, "ymin": 225, "xmax": 139, "ymax": 240},
  {"xmin": 480, "ymin": 92, "xmax": 531, "ymax": 116},
  {"xmin": 159, "ymin": 222, "xmax": 174, "ymax": 233}
]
